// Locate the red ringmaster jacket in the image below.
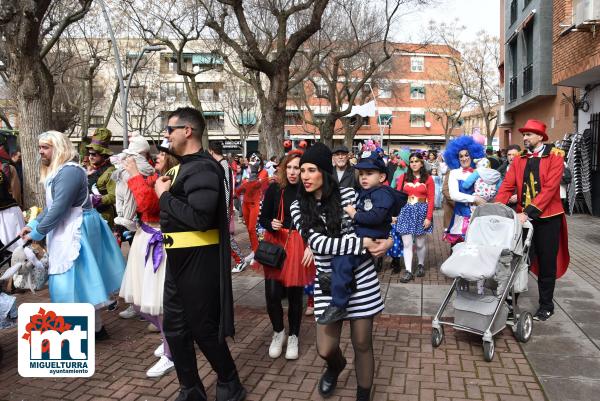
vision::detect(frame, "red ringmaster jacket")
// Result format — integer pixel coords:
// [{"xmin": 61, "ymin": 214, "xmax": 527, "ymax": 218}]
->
[{"xmin": 496, "ymin": 144, "xmax": 569, "ymax": 278}]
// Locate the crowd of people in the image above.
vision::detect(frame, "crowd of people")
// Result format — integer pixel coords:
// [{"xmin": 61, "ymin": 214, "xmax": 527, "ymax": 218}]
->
[{"xmin": 0, "ymin": 108, "xmax": 570, "ymax": 401}]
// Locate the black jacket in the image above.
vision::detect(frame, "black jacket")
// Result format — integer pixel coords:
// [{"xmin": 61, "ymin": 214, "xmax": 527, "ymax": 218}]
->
[
  {"xmin": 159, "ymin": 150, "xmax": 234, "ymax": 342},
  {"xmin": 334, "ymin": 165, "xmax": 358, "ymax": 190},
  {"xmin": 259, "ymin": 182, "xmax": 299, "ymax": 233}
]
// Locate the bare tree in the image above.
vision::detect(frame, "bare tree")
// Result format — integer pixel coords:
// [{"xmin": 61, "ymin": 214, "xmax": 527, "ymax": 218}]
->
[
  {"xmin": 220, "ymin": 72, "xmax": 260, "ymax": 156},
  {"xmin": 122, "ymin": 0, "xmax": 223, "ymax": 149},
  {"xmin": 422, "ymin": 50, "xmax": 472, "ymax": 142},
  {"xmin": 200, "ymin": 0, "xmax": 332, "ymax": 157},
  {"xmin": 0, "ymin": 0, "xmax": 93, "ymax": 207},
  {"xmin": 291, "ymin": 0, "xmax": 423, "ymax": 148},
  {"xmin": 431, "ymin": 21, "xmax": 501, "ymax": 145}
]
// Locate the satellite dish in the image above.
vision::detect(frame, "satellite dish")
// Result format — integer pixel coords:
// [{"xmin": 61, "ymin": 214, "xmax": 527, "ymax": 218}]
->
[{"xmin": 425, "ymin": 121, "xmax": 431, "ymax": 128}]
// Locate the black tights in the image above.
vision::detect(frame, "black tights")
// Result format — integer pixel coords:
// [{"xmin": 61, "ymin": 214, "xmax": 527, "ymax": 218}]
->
[
  {"xmin": 316, "ymin": 317, "xmax": 374, "ymax": 389},
  {"xmin": 264, "ymin": 279, "xmax": 303, "ymax": 336}
]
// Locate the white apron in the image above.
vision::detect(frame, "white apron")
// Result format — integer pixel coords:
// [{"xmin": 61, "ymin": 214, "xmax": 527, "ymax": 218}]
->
[{"xmin": 45, "ymin": 162, "xmax": 87, "ymax": 275}]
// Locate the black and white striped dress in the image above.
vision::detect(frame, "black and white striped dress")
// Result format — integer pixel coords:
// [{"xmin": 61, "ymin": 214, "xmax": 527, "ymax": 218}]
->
[{"xmin": 290, "ymin": 187, "xmax": 385, "ymax": 320}]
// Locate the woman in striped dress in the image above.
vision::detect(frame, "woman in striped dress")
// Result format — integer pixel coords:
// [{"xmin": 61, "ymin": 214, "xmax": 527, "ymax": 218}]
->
[{"xmin": 290, "ymin": 143, "xmax": 392, "ymax": 401}]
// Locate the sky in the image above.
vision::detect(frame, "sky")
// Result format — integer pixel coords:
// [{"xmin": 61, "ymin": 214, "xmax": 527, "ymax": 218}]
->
[{"xmin": 396, "ymin": 0, "xmax": 501, "ymax": 42}]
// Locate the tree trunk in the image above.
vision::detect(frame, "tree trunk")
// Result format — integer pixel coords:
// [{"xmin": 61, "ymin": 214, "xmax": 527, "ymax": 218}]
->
[
  {"xmin": 261, "ymin": 71, "xmax": 289, "ymax": 158},
  {"xmin": 320, "ymin": 117, "xmax": 336, "ymax": 148},
  {"xmin": 13, "ymin": 64, "xmax": 54, "ymax": 208},
  {"xmin": 184, "ymin": 77, "xmax": 209, "ymax": 150},
  {"xmin": 342, "ymin": 118, "xmax": 361, "ymax": 150}
]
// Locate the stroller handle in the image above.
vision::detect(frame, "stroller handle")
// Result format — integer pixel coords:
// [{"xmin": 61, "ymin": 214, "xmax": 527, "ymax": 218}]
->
[
  {"xmin": 0, "ymin": 236, "xmax": 22, "ymax": 255},
  {"xmin": 521, "ymin": 220, "xmax": 534, "ymax": 247}
]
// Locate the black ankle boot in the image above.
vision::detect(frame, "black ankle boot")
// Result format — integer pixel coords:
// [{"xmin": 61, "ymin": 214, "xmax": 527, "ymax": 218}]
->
[
  {"xmin": 174, "ymin": 385, "xmax": 207, "ymax": 401},
  {"xmin": 357, "ymin": 386, "xmax": 372, "ymax": 401},
  {"xmin": 216, "ymin": 376, "xmax": 246, "ymax": 401},
  {"xmin": 318, "ymin": 358, "xmax": 347, "ymax": 398}
]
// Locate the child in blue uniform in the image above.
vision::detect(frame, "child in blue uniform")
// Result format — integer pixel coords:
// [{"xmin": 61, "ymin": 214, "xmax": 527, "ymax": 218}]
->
[{"xmin": 318, "ymin": 151, "xmax": 406, "ymax": 324}]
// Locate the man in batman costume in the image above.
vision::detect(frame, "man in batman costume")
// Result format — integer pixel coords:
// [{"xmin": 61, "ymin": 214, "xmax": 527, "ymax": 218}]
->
[{"xmin": 156, "ymin": 107, "xmax": 245, "ymax": 401}]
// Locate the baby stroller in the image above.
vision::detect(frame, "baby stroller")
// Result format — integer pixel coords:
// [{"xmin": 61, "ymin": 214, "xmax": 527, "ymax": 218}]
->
[{"xmin": 431, "ymin": 203, "xmax": 534, "ymax": 362}]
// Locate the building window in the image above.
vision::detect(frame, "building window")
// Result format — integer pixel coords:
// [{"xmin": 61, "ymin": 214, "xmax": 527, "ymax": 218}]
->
[
  {"xmin": 92, "ymin": 85, "xmax": 105, "ymax": 99},
  {"xmin": 160, "ymin": 82, "xmax": 187, "ymax": 102},
  {"xmin": 410, "ymin": 112, "xmax": 425, "ymax": 127},
  {"xmin": 131, "ymin": 115, "xmax": 146, "ymax": 130},
  {"xmin": 410, "ymin": 56, "xmax": 424, "ymax": 72},
  {"xmin": 285, "ymin": 111, "xmax": 303, "ymax": 126},
  {"xmin": 314, "ymin": 83, "xmax": 329, "ymax": 98},
  {"xmin": 509, "ymin": 39, "xmax": 518, "ymax": 102},
  {"xmin": 89, "ymin": 115, "xmax": 104, "ymax": 128},
  {"xmin": 410, "ymin": 84, "xmax": 425, "ymax": 99},
  {"xmin": 377, "ymin": 114, "xmax": 393, "ymax": 126},
  {"xmin": 523, "ymin": 24, "xmax": 533, "ymax": 94},
  {"xmin": 510, "ymin": 0, "xmax": 518, "ymax": 25},
  {"xmin": 199, "ymin": 88, "xmax": 215, "ymax": 102},
  {"xmin": 378, "ymin": 82, "xmax": 392, "ymax": 98},
  {"xmin": 350, "ymin": 116, "xmax": 370, "ymax": 126},
  {"xmin": 129, "ymin": 85, "xmax": 146, "ymax": 99},
  {"xmin": 205, "ymin": 115, "xmax": 224, "ymax": 131}
]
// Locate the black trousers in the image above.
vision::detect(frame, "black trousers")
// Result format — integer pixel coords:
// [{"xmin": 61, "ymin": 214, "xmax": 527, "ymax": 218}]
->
[
  {"xmin": 530, "ymin": 215, "xmax": 562, "ymax": 312},
  {"xmin": 265, "ymin": 279, "xmax": 303, "ymax": 336},
  {"xmin": 163, "ymin": 246, "xmax": 237, "ymax": 398}
]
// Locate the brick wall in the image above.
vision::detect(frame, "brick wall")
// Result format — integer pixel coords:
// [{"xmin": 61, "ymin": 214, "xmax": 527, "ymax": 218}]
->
[
  {"xmin": 552, "ymin": 0, "xmax": 600, "ymax": 85},
  {"xmin": 285, "ymin": 44, "xmax": 458, "ymax": 140}
]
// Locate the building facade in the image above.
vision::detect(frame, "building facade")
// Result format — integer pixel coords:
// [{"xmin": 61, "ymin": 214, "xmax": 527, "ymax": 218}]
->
[
  {"xmin": 499, "ymin": 0, "xmax": 575, "ymax": 147},
  {"xmin": 284, "ymin": 43, "xmax": 462, "ymax": 151},
  {"xmin": 552, "ymin": 0, "xmax": 600, "ymax": 214}
]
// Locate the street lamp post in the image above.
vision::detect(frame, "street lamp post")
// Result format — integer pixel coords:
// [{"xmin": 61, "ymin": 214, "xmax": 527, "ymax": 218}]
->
[
  {"xmin": 387, "ymin": 117, "xmax": 393, "ymax": 154},
  {"xmin": 97, "ymin": 0, "xmax": 163, "ymax": 148},
  {"xmin": 124, "ymin": 45, "xmax": 165, "ymax": 140}
]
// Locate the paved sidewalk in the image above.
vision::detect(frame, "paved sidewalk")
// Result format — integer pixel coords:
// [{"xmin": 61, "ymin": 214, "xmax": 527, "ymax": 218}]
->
[{"xmin": 0, "ymin": 211, "xmax": 598, "ymax": 400}]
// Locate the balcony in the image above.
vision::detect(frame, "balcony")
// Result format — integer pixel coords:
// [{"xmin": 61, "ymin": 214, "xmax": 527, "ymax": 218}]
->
[
  {"xmin": 509, "ymin": 76, "xmax": 518, "ymax": 102},
  {"xmin": 523, "ymin": 64, "xmax": 533, "ymax": 94}
]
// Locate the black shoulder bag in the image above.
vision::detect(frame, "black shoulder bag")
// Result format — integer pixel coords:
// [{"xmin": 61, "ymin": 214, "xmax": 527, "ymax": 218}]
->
[{"xmin": 254, "ymin": 190, "xmax": 292, "ymax": 269}]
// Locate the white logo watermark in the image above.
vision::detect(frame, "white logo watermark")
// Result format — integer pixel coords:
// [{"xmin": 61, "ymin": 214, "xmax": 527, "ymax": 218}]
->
[{"xmin": 18, "ymin": 303, "xmax": 95, "ymax": 377}]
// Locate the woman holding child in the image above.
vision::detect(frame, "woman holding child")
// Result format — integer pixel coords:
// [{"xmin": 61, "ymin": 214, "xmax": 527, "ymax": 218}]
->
[{"xmin": 290, "ymin": 143, "xmax": 391, "ymax": 401}]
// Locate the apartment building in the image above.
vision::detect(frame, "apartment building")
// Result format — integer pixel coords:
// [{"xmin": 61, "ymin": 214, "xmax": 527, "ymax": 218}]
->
[
  {"xmin": 284, "ymin": 43, "xmax": 461, "ymax": 151},
  {"xmin": 499, "ymin": 0, "xmax": 574, "ymax": 147},
  {"xmin": 552, "ymin": 0, "xmax": 600, "ymax": 214}
]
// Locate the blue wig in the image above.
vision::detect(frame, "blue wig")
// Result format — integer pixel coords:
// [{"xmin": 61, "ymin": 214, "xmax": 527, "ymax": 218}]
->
[{"xmin": 443, "ymin": 136, "xmax": 485, "ymax": 170}]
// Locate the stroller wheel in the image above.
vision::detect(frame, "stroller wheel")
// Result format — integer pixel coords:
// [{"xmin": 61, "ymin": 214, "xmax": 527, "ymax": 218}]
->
[
  {"xmin": 483, "ymin": 340, "xmax": 495, "ymax": 362},
  {"xmin": 431, "ymin": 326, "xmax": 444, "ymax": 347},
  {"xmin": 515, "ymin": 311, "xmax": 533, "ymax": 343}
]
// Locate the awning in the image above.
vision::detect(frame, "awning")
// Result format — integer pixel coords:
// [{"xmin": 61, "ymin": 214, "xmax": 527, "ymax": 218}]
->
[
  {"xmin": 505, "ymin": 9, "xmax": 536, "ymax": 43},
  {"xmin": 192, "ymin": 53, "xmax": 224, "ymax": 65}
]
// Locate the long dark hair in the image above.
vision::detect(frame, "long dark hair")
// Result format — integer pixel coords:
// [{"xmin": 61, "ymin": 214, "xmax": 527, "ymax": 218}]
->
[
  {"xmin": 405, "ymin": 152, "xmax": 429, "ymax": 184},
  {"xmin": 298, "ymin": 167, "xmax": 343, "ymax": 240}
]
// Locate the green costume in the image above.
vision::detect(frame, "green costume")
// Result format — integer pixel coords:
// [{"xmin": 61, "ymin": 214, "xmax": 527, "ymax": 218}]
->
[{"xmin": 86, "ymin": 128, "xmax": 116, "ymax": 227}]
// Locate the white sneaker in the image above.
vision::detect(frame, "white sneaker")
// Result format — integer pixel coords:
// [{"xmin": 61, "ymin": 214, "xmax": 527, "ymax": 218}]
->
[
  {"xmin": 146, "ymin": 355, "xmax": 175, "ymax": 378},
  {"xmin": 268, "ymin": 330, "xmax": 286, "ymax": 358},
  {"xmin": 232, "ymin": 260, "xmax": 248, "ymax": 273},
  {"xmin": 153, "ymin": 343, "xmax": 164, "ymax": 357},
  {"xmin": 285, "ymin": 335, "xmax": 299, "ymax": 360},
  {"xmin": 244, "ymin": 252, "xmax": 254, "ymax": 264},
  {"xmin": 119, "ymin": 305, "xmax": 137, "ymax": 319}
]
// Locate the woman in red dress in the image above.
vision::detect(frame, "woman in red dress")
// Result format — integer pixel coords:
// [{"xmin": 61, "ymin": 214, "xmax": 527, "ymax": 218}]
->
[{"xmin": 256, "ymin": 150, "xmax": 316, "ymax": 360}]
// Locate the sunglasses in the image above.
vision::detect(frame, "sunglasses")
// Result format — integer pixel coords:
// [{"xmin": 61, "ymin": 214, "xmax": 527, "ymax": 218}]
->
[
  {"xmin": 88, "ymin": 151, "xmax": 98, "ymax": 156},
  {"xmin": 166, "ymin": 125, "xmax": 192, "ymax": 134}
]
